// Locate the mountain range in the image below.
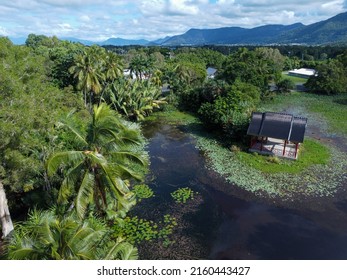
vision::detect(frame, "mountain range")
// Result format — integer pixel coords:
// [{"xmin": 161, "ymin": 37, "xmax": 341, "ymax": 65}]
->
[{"xmin": 8, "ymin": 12, "xmax": 347, "ymax": 46}]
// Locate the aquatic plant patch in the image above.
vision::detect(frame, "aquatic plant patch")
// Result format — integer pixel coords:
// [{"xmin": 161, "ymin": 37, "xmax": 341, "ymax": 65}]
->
[
  {"xmin": 114, "ymin": 215, "xmax": 177, "ymax": 246},
  {"xmin": 133, "ymin": 184, "xmax": 154, "ymax": 201},
  {"xmin": 194, "ymin": 135, "xmax": 347, "ymax": 198},
  {"xmin": 171, "ymin": 187, "xmax": 197, "ymax": 204}
]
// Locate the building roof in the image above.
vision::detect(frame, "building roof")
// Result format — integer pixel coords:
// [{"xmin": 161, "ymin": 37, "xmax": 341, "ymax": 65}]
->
[
  {"xmin": 288, "ymin": 68, "xmax": 316, "ymax": 78},
  {"xmin": 247, "ymin": 112, "xmax": 307, "ymax": 143}
]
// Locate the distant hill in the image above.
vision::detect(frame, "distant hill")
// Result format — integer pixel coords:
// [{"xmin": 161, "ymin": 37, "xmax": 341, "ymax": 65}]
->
[
  {"xmin": 160, "ymin": 12, "xmax": 347, "ymax": 46},
  {"xmin": 7, "ymin": 12, "xmax": 347, "ymax": 46},
  {"xmin": 9, "ymin": 36, "xmax": 150, "ymax": 46},
  {"xmin": 150, "ymin": 36, "xmax": 172, "ymax": 45},
  {"xmin": 60, "ymin": 37, "xmax": 149, "ymax": 46},
  {"xmin": 277, "ymin": 12, "xmax": 347, "ymax": 44},
  {"xmin": 60, "ymin": 37, "xmax": 96, "ymax": 46},
  {"xmin": 102, "ymin": 37, "xmax": 149, "ymax": 46},
  {"xmin": 161, "ymin": 23, "xmax": 303, "ymax": 45}
]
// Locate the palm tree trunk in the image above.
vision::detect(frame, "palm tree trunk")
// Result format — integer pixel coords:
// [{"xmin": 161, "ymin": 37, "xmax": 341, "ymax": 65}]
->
[
  {"xmin": 0, "ymin": 181, "xmax": 14, "ymax": 238},
  {"xmin": 84, "ymin": 90, "xmax": 87, "ymax": 108}
]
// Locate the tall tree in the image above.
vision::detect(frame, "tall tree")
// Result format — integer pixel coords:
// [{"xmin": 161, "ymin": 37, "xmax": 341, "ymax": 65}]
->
[
  {"xmin": 305, "ymin": 59, "xmax": 347, "ymax": 95},
  {"xmin": 129, "ymin": 54, "xmax": 147, "ymax": 80},
  {"xmin": 69, "ymin": 50, "xmax": 105, "ymax": 107},
  {"xmin": 47, "ymin": 104, "xmax": 147, "ymax": 219},
  {"xmin": 102, "ymin": 51, "xmax": 124, "ymax": 83}
]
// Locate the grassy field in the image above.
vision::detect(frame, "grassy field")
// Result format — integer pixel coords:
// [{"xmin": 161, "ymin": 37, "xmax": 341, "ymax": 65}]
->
[
  {"xmin": 260, "ymin": 92, "xmax": 347, "ymax": 136},
  {"xmin": 144, "ymin": 105, "xmax": 197, "ymax": 124},
  {"xmin": 237, "ymin": 139, "xmax": 330, "ymax": 173},
  {"xmin": 281, "ymin": 73, "xmax": 308, "ymax": 84}
]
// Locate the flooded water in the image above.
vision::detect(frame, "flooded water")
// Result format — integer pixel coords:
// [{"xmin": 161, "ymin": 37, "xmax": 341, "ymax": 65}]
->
[{"xmin": 137, "ymin": 120, "xmax": 347, "ymax": 260}]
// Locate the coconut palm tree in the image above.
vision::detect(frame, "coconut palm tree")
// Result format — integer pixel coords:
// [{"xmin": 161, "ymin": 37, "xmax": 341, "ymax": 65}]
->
[
  {"xmin": 5, "ymin": 208, "xmax": 138, "ymax": 260},
  {"xmin": 69, "ymin": 50, "xmax": 105, "ymax": 108},
  {"xmin": 103, "ymin": 51, "xmax": 124, "ymax": 82},
  {"xmin": 46, "ymin": 103, "xmax": 147, "ymax": 219},
  {"xmin": 150, "ymin": 69, "xmax": 163, "ymax": 87},
  {"xmin": 129, "ymin": 54, "xmax": 146, "ymax": 80}
]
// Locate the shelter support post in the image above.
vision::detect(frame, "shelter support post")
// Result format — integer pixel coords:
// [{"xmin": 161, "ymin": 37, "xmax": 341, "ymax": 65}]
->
[
  {"xmin": 283, "ymin": 140, "xmax": 287, "ymax": 156},
  {"xmin": 294, "ymin": 143, "xmax": 299, "ymax": 158},
  {"xmin": 260, "ymin": 137, "xmax": 263, "ymax": 151}
]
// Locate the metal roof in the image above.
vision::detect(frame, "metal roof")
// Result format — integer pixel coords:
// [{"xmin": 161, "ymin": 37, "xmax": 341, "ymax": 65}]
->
[{"xmin": 247, "ymin": 112, "xmax": 307, "ymax": 143}]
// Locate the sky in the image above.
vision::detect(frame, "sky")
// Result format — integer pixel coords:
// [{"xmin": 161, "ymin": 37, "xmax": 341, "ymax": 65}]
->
[{"xmin": 0, "ymin": 0, "xmax": 346, "ymax": 41}]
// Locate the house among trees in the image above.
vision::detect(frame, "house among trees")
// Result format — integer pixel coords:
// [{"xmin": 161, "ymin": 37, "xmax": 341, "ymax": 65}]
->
[{"xmin": 247, "ymin": 112, "xmax": 307, "ymax": 160}]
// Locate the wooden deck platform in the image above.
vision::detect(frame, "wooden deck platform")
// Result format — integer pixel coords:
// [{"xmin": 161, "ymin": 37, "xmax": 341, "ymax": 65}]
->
[{"xmin": 249, "ymin": 137, "xmax": 299, "ymax": 160}]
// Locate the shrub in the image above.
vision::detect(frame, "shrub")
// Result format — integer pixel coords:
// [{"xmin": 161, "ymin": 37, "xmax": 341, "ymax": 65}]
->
[
  {"xmin": 198, "ymin": 81, "xmax": 258, "ymax": 139},
  {"xmin": 276, "ymin": 78, "xmax": 295, "ymax": 93}
]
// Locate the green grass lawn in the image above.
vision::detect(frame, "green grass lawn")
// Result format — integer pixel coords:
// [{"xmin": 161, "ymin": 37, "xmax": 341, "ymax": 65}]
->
[
  {"xmin": 260, "ymin": 92, "xmax": 347, "ymax": 136},
  {"xmin": 282, "ymin": 73, "xmax": 308, "ymax": 84},
  {"xmin": 237, "ymin": 139, "xmax": 330, "ymax": 173},
  {"xmin": 308, "ymin": 95, "xmax": 347, "ymax": 135},
  {"xmin": 143, "ymin": 105, "xmax": 198, "ymax": 124}
]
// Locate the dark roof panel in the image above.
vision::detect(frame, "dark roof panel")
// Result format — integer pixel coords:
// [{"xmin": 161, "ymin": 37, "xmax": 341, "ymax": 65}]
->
[
  {"xmin": 289, "ymin": 117, "xmax": 307, "ymax": 142},
  {"xmin": 247, "ymin": 112, "xmax": 263, "ymax": 136},
  {"xmin": 247, "ymin": 112, "xmax": 307, "ymax": 143},
  {"xmin": 259, "ymin": 112, "xmax": 292, "ymax": 140}
]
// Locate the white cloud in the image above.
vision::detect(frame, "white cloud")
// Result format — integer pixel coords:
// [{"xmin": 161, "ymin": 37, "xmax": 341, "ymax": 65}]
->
[
  {"xmin": 58, "ymin": 23, "xmax": 73, "ymax": 31},
  {"xmin": 168, "ymin": 0, "xmax": 200, "ymax": 15},
  {"xmin": 0, "ymin": 26, "xmax": 9, "ymax": 36},
  {"xmin": 0, "ymin": 0, "xmax": 345, "ymax": 41},
  {"xmin": 80, "ymin": 15, "xmax": 91, "ymax": 22}
]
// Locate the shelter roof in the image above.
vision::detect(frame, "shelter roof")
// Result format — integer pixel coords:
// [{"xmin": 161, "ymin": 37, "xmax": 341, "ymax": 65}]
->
[{"xmin": 247, "ymin": 112, "xmax": 307, "ymax": 143}]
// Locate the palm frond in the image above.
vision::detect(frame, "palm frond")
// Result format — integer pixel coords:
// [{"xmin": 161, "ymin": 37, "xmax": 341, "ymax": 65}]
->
[
  {"xmin": 111, "ymin": 163, "xmax": 143, "ymax": 181},
  {"xmin": 46, "ymin": 151, "xmax": 85, "ymax": 176},
  {"xmin": 110, "ymin": 151, "xmax": 147, "ymax": 166},
  {"xmin": 75, "ymin": 171, "xmax": 95, "ymax": 219},
  {"xmin": 84, "ymin": 151, "xmax": 108, "ymax": 166},
  {"xmin": 59, "ymin": 120, "xmax": 88, "ymax": 147},
  {"xmin": 58, "ymin": 160, "xmax": 85, "ymax": 203},
  {"xmin": 8, "ymin": 245, "xmax": 38, "ymax": 260},
  {"xmin": 104, "ymin": 241, "xmax": 138, "ymax": 260}
]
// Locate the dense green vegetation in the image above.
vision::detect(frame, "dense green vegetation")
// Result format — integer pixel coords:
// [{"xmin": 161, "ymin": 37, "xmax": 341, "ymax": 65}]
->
[
  {"xmin": 1, "ymin": 34, "xmax": 346, "ymax": 259},
  {"xmin": 0, "ymin": 36, "xmax": 161, "ymax": 259}
]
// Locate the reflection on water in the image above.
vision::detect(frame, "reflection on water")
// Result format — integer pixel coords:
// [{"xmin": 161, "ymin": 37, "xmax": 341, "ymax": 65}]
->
[{"xmin": 137, "ymin": 120, "xmax": 347, "ymax": 260}]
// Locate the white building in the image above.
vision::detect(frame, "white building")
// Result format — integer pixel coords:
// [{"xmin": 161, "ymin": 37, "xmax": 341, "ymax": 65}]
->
[{"xmin": 288, "ymin": 68, "xmax": 316, "ymax": 79}]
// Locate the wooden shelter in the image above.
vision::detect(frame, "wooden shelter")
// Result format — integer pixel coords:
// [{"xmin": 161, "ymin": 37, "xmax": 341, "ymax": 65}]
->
[{"xmin": 247, "ymin": 112, "xmax": 307, "ymax": 160}]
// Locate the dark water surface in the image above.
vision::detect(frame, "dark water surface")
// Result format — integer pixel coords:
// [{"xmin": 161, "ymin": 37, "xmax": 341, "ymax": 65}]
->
[{"xmin": 138, "ymin": 120, "xmax": 347, "ymax": 260}]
